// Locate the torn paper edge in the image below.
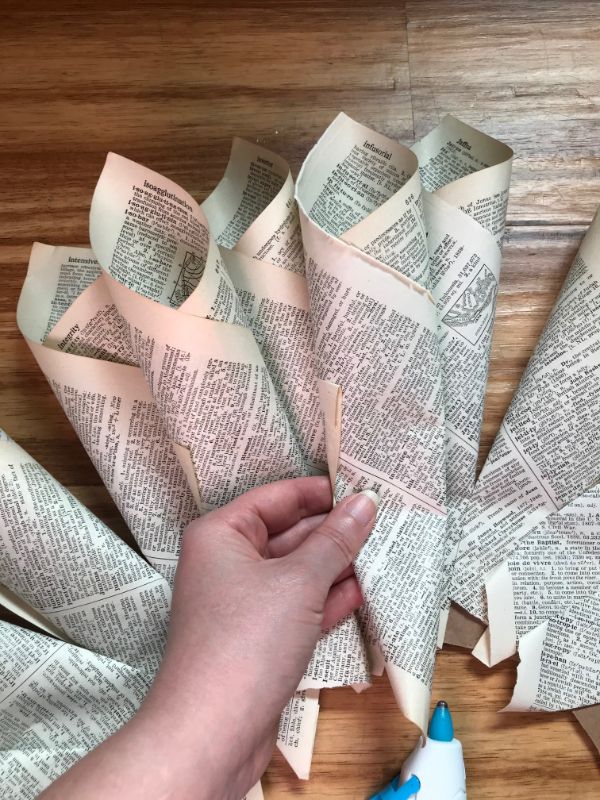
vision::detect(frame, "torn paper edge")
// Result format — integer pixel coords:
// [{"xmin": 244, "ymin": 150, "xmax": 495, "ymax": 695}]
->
[
  {"xmin": 172, "ymin": 442, "xmax": 203, "ymax": 512},
  {"xmin": 317, "ymin": 379, "xmax": 342, "ymax": 493},
  {"xmin": 501, "ymin": 621, "xmax": 548, "ymax": 712}
]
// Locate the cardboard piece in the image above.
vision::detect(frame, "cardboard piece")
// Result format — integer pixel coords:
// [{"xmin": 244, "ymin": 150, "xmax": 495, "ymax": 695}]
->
[
  {"xmin": 444, "ymin": 604, "xmax": 485, "ymax": 649},
  {"xmin": 445, "ymin": 605, "xmax": 600, "ymax": 756}
]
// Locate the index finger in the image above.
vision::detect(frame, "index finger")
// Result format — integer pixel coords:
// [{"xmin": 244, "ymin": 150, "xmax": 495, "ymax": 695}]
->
[{"xmin": 221, "ymin": 475, "xmax": 333, "ymax": 536}]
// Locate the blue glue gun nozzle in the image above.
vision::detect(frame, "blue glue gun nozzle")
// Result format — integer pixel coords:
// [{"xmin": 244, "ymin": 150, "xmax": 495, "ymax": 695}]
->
[{"xmin": 428, "ymin": 699, "xmax": 454, "ymax": 742}]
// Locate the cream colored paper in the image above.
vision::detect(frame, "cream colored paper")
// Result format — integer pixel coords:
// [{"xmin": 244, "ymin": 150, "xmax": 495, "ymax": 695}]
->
[
  {"xmin": 276, "ymin": 689, "xmax": 320, "ymax": 781},
  {"xmin": 477, "ymin": 484, "xmax": 600, "ymax": 714},
  {"xmin": 451, "ymin": 210, "xmax": 600, "ymax": 621},
  {"xmin": 202, "ymin": 137, "xmax": 305, "ymax": 274},
  {"xmin": 0, "ymin": 621, "xmax": 150, "ymax": 797},
  {"xmin": 0, "ymin": 431, "xmax": 171, "ymax": 673},
  {"xmin": 220, "ymin": 246, "xmax": 326, "ymax": 467},
  {"xmin": 90, "ymin": 152, "xmax": 334, "ymax": 775},
  {"xmin": 297, "ymin": 117, "xmax": 447, "ymax": 733}
]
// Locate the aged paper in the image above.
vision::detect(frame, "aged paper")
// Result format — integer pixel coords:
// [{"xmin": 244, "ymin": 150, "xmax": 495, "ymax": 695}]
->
[
  {"xmin": 0, "ymin": 431, "xmax": 171, "ymax": 673},
  {"xmin": 411, "ymin": 117, "xmax": 513, "ymax": 645},
  {"xmin": 449, "ymin": 211, "xmax": 600, "ymax": 720},
  {"xmin": 0, "ymin": 621, "xmax": 150, "ymax": 798},
  {"xmin": 89, "ymin": 149, "xmax": 383, "ymax": 774},
  {"xmin": 18, "ymin": 244, "xmax": 199, "ymax": 584},
  {"xmin": 295, "ymin": 112, "xmax": 513, "ymax": 732},
  {"xmin": 202, "ymin": 137, "xmax": 305, "ymax": 274},
  {"xmin": 19, "ymin": 111, "xmax": 582, "ymax": 786},
  {"xmin": 451, "ymin": 210, "xmax": 600, "ymax": 621},
  {"xmin": 220, "ymin": 247, "xmax": 326, "ymax": 468},
  {"xmin": 297, "ymin": 114, "xmax": 448, "ymax": 733},
  {"xmin": 413, "ymin": 117, "xmax": 513, "ymax": 515}
]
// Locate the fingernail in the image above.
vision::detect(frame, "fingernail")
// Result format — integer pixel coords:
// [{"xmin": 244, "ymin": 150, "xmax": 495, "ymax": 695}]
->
[{"xmin": 345, "ymin": 489, "xmax": 380, "ymax": 525}]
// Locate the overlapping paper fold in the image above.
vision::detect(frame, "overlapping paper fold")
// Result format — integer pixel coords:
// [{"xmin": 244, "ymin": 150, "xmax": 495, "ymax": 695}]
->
[
  {"xmin": 450, "ymin": 211, "xmax": 600, "ymax": 715},
  {"xmin": 3, "ymin": 113, "xmax": 521, "ymax": 795}
]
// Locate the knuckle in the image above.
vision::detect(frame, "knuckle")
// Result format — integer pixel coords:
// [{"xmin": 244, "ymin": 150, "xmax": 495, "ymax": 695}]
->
[{"xmin": 315, "ymin": 519, "xmax": 356, "ymax": 565}]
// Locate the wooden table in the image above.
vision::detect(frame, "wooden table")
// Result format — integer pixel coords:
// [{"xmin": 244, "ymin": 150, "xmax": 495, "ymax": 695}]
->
[{"xmin": 2, "ymin": 1, "xmax": 600, "ymax": 796}]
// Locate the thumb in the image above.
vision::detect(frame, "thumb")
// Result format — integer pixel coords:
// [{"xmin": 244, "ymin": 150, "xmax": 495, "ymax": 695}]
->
[{"xmin": 288, "ymin": 489, "xmax": 379, "ymax": 588}]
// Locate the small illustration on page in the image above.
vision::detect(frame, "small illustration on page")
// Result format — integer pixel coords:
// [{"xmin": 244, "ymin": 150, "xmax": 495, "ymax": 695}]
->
[
  {"xmin": 442, "ymin": 265, "xmax": 498, "ymax": 344},
  {"xmin": 169, "ymin": 250, "xmax": 204, "ymax": 307}
]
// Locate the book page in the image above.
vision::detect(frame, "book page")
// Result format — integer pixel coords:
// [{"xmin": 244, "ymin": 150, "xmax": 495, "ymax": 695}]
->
[
  {"xmin": 413, "ymin": 121, "xmax": 513, "ymax": 647},
  {"xmin": 296, "ymin": 115, "xmax": 513, "ymax": 672},
  {"xmin": 221, "ymin": 247, "xmax": 326, "ymax": 468},
  {"xmin": 298, "ymin": 112, "xmax": 429, "ymax": 286},
  {"xmin": 0, "ymin": 431, "xmax": 170, "ymax": 674},
  {"xmin": 504, "ymin": 598, "xmax": 600, "ymax": 713},
  {"xmin": 451, "ymin": 211, "xmax": 600, "ymax": 621},
  {"xmin": 202, "ymin": 138, "xmax": 305, "ymax": 273},
  {"xmin": 105, "ymin": 274, "xmax": 309, "ymax": 507},
  {"xmin": 474, "ymin": 486, "xmax": 600, "ymax": 715},
  {"xmin": 0, "ymin": 621, "xmax": 149, "ymax": 797},
  {"xmin": 20, "ymin": 243, "xmax": 136, "ymax": 365},
  {"xmin": 276, "ymin": 689, "xmax": 320, "ymax": 781},
  {"xmin": 297, "ymin": 117, "xmax": 448, "ymax": 732},
  {"xmin": 412, "ymin": 115, "xmax": 513, "ymax": 246},
  {"xmin": 414, "ymin": 118, "xmax": 513, "ymax": 516},
  {"xmin": 90, "ymin": 152, "xmax": 244, "ymax": 322},
  {"xmin": 17, "ymin": 247, "xmax": 199, "ymax": 585}
]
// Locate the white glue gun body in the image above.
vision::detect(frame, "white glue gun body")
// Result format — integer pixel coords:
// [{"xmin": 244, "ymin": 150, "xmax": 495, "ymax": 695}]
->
[
  {"xmin": 369, "ymin": 700, "xmax": 467, "ymax": 800},
  {"xmin": 400, "ymin": 734, "xmax": 466, "ymax": 800}
]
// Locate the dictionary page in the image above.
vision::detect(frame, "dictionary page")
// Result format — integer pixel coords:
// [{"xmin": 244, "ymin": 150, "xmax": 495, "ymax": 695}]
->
[
  {"xmin": 17, "ymin": 245, "xmax": 199, "ymax": 585},
  {"xmin": 297, "ymin": 112, "xmax": 429, "ymax": 286},
  {"xmin": 450, "ymin": 210, "xmax": 600, "ymax": 622},
  {"xmin": 90, "ymin": 153, "xmax": 241, "ymax": 317},
  {"xmin": 89, "ymin": 155, "xmax": 331, "ymax": 778},
  {"xmin": 204, "ymin": 144, "xmax": 369, "ymax": 773},
  {"xmin": 296, "ymin": 113, "xmax": 433, "ymax": 703},
  {"xmin": 412, "ymin": 115, "xmax": 513, "ymax": 247},
  {"xmin": 221, "ymin": 247, "xmax": 325, "ymax": 468},
  {"xmin": 0, "ymin": 622, "xmax": 150, "ymax": 799},
  {"xmin": 504, "ymin": 597, "xmax": 600, "ymax": 713},
  {"xmin": 202, "ymin": 138, "xmax": 305, "ymax": 273},
  {"xmin": 413, "ymin": 117, "xmax": 513, "ymax": 513},
  {"xmin": 0, "ymin": 432, "xmax": 170, "ymax": 673},
  {"xmin": 100, "ymin": 257, "xmax": 343, "ymax": 777},
  {"xmin": 296, "ymin": 114, "xmax": 513, "ymax": 660},
  {"xmin": 475, "ymin": 485, "xmax": 600, "ymax": 669},
  {"xmin": 90, "ymin": 155, "xmax": 309, "ymax": 506},
  {"xmin": 411, "ymin": 118, "xmax": 513, "ymax": 643},
  {"xmin": 104, "ymin": 274, "xmax": 308, "ymax": 507},
  {"xmin": 202, "ymin": 140, "xmax": 325, "ymax": 466},
  {"xmin": 298, "ymin": 116, "xmax": 447, "ymax": 733}
]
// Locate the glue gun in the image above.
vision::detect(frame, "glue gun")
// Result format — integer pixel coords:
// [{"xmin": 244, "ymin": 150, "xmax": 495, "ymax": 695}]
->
[{"xmin": 369, "ymin": 700, "xmax": 466, "ymax": 800}]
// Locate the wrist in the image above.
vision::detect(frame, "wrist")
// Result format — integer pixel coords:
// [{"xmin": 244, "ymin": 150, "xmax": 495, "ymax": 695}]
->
[{"xmin": 134, "ymin": 659, "xmax": 262, "ymax": 797}]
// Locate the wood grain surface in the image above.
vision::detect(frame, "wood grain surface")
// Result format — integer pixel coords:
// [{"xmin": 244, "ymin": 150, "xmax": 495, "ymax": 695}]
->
[{"xmin": 1, "ymin": 1, "xmax": 599, "ymax": 797}]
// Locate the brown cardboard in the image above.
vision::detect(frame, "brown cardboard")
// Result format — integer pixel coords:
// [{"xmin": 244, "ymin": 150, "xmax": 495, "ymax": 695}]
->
[
  {"xmin": 445, "ymin": 605, "xmax": 600, "ymax": 757},
  {"xmin": 574, "ymin": 706, "xmax": 600, "ymax": 755},
  {"xmin": 444, "ymin": 604, "xmax": 486, "ymax": 649}
]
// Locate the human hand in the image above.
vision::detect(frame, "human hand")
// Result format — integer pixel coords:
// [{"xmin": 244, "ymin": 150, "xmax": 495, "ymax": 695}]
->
[
  {"xmin": 144, "ymin": 475, "xmax": 379, "ymax": 798},
  {"xmin": 40, "ymin": 476, "xmax": 378, "ymax": 800}
]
